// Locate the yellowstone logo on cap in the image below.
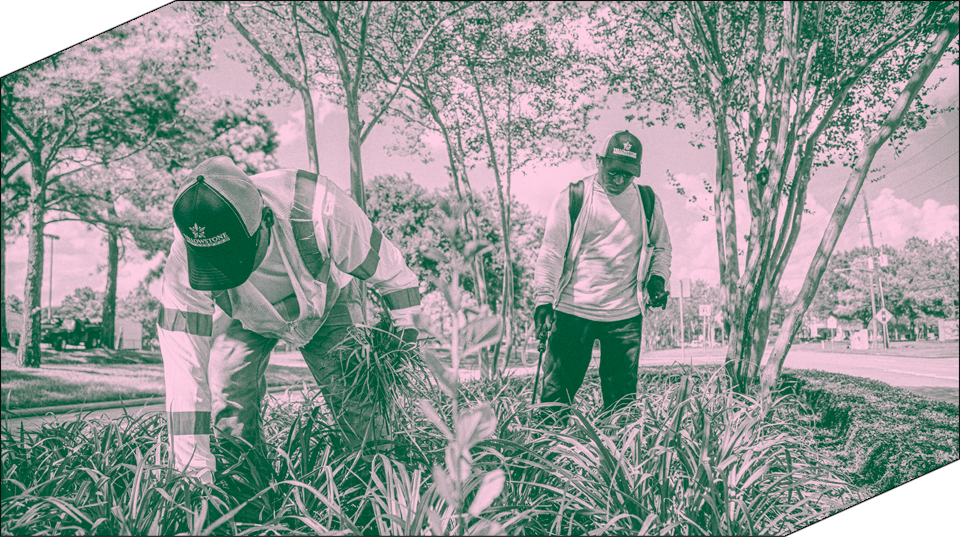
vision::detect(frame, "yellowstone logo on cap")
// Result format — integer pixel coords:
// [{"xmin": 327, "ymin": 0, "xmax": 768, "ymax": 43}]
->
[
  {"xmin": 613, "ymin": 141, "xmax": 637, "ymax": 159},
  {"xmin": 185, "ymin": 223, "xmax": 230, "ymax": 247}
]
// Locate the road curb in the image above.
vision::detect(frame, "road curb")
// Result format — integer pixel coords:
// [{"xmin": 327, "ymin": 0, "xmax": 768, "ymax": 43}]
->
[{"xmin": 0, "ymin": 383, "xmax": 314, "ymax": 419}]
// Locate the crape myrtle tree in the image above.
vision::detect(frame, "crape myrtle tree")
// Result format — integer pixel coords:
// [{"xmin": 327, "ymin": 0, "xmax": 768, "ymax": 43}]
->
[
  {"xmin": 593, "ymin": 1, "xmax": 959, "ymax": 395},
  {"xmin": 383, "ymin": 2, "xmax": 601, "ymax": 376},
  {"xmin": 0, "ymin": 12, "xmax": 235, "ymax": 367},
  {"xmin": 364, "ymin": 174, "xmax": 544, "ymax": 348}
]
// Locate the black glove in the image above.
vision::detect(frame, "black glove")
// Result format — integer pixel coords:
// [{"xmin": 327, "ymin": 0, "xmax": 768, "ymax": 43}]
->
[
  {"xmin": 646, "ymin": 276, "xmax": 669, "ymax": 309},
  {"xmin": 534, "ymin": 304, "xmax": 555, "ymax": 341},
  {"xmin": 398, "ymin": 327, "xmax": 419, "ymax": 349}
]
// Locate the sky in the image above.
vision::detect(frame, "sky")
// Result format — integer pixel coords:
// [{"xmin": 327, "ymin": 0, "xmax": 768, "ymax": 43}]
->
[{"xmin": 1, "ymin": 2, "xmax": 958, "ymax": 534}]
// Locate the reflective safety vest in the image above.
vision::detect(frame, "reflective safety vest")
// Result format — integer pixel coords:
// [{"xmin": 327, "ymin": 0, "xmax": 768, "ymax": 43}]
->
[{"xmin": 156, "ymin": 168, "xmax": 422, "ymax": 482}]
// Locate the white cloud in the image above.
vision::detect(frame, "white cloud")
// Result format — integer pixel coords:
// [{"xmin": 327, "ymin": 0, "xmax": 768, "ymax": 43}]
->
[
  {"xmin": 778, "ymin": 187, "xmax": 959, "ymax": 292},
  {"xmin": 4, "ymin": 222, "xmax": 164, "ymax": 305},
  {"xmin": 276, "ymin": 93, "xmax": 337, "ymax": 148},
  {"xmin": 924, "ymin": 55, "xmax": 960, "ymax": 108}
]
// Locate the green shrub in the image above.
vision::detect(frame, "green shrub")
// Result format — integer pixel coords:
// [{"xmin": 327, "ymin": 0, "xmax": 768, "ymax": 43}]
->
[{"xmin": 779, "ymin": 369, "xmax": 959, "ymax": 495}]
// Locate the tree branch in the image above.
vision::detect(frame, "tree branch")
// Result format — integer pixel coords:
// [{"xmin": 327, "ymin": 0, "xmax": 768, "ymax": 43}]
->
[
  {"xmin": 227, "ymin": 2, "xmax": 307, "ymax": 92},
  {"xmin": 361, "ymin": 2, "xmax": 474, "ymax": 143}
]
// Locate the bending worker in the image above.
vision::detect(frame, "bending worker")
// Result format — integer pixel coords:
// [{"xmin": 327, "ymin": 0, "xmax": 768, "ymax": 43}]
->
[
  {"xmin": 157, "ymin": 156, "xmax": 421, "ymax": 483},
  {"xmin": 532, "ymin": 130, "xmax": 671, "ymax": 417}
]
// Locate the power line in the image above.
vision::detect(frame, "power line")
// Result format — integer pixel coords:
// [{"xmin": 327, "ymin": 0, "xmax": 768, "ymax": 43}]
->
[
  {"xmin": 885, "ymin": 149, "xmax": 959, "ymax": 190},
  {"xmin": 905, "ymin": 174, "xmax": 960, "ymax": 202},
  {"xmin": 858, "ymin": 174, "xmax": 959, "ymax": 220},
  {"xmin": 874, "ymin": 124, "xmax": 959, "ymax": 181}
]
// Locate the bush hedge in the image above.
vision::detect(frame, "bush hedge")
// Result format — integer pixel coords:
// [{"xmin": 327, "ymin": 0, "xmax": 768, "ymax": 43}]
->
[{"xmin": 779, "ymin": 368, "xmax": 959, "ymax": 495}]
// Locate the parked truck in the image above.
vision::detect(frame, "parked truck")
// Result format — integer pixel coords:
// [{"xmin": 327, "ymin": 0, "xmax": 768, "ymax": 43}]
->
[{"xmin": 41, "ymin": 317, "xmax": 103, "ymax": 350}]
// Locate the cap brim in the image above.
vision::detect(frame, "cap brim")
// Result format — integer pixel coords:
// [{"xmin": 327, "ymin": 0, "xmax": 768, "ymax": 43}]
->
[
  {"xmin": 185, "ymin": 233, "xmax": 259, "ymax": 291},
  {"xmin": 605, "ymin": 158, "xmax": 641, "ymax": 176}
]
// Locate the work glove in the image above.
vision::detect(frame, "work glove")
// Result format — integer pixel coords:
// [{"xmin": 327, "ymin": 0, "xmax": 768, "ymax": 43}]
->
[
  {"xmin": 399, "ymin": 327, "xmax": 420, "ymax": 348},
  {"xmin": 534, "ymin": 304, "xmax": 555, "ymax": 341},
  {"xmin": 646, "ymin": 276, "xmax": 670, "ymax": 310}
]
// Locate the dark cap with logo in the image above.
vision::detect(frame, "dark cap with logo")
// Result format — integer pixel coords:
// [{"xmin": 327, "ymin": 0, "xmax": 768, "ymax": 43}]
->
[
  {"xmin": 599, "ymin": 130, "xmax": 642, "ymax": 176},
  {"xmin": 172, "ymin": 156, "xmax": 263, "ymax": 291}
]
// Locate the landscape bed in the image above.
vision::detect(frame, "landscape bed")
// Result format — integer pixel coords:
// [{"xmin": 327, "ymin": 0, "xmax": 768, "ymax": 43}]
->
[{"xmin": 2, "ymin": 363, "xmax": 956, "ymax": 535}]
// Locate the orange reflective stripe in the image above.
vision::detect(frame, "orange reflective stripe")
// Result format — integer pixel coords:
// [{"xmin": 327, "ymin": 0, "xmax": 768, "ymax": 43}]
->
[
  {"xmin": 157, "ymin": 306, "xmax": 212, "ymax": 336},
  {"xmin": 349, "ymin": 226, "xmax": 382, "ymax": 280},
  {"xmin": 168, "ymin": 411, "xmax": 211, "ymax": 435},
  {"xmin": 292, "ymin": 170, "xmax": 329, "ymax": 281},
  {"xmin": 382, "ymin": 287, "xmax": 421, "ymax": 310}
]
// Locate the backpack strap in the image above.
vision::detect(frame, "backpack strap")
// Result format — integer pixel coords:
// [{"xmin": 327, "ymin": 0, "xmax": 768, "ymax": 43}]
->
[
  {"xmin": 291, "ymin": 169, "xmax": 331, "ymax": 282},
  {"xmin": 567, "ymin": 180, "xmax": 656, "ymax": 249},
  {"xmin": 638, "ymin": 184, "xmax": 655, "ymax": 234}
]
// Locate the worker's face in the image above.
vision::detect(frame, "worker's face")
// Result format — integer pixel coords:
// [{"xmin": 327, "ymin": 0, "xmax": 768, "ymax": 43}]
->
[{"xmin": 597, "ymin": 156, "xmax": 639, "ymax": 195}]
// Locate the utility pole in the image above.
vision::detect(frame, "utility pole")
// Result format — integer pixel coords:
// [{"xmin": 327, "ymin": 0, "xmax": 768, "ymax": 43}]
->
[
  {"xmin": 44, "ymin": 234, "xmax": 60, "ymax": 322},
  {"xmin": 862, "ymin": 194, "xmax": 889, "ymax": 349}
]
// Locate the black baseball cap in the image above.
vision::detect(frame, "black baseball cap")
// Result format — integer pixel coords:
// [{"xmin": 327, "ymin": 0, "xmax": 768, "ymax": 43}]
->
[
  {"xmin": 172, "ymin": 156, "xmax": 264, "ymax": 291},
  {"xmin": 599, "ymin": 130, "xmax": 642, "ymax": 176}
]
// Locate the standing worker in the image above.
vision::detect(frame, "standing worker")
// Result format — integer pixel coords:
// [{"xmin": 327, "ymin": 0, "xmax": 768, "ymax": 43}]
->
[
  {"xmin": 532, "ymin": 130, "xmax": 671, "ymax": 419},
  {"xmin": 157, "ymin": 156, "xmax": 422, "ymax": 484}
]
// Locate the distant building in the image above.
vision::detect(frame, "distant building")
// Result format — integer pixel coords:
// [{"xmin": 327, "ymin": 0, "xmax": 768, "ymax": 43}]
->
[
  {"xmin": 114, "ymin": 318, "xmax": 144, "ymax": 350},
  {"xmin": 938, "ymin": 319, "xmax": 959, "ymax": 341},
  {"xmin": 4, "ymin": 307, "xmax": 24, "ymax": 346}
]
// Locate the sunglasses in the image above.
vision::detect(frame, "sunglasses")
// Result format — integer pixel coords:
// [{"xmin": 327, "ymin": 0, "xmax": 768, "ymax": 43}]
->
[{"xmin": 606, "ymin": 170, "xmax": 633, "ymax": 180}]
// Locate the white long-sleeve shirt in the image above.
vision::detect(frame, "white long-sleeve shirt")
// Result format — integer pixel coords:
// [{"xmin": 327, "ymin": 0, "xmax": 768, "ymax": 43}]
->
[{"xmin": 534, "ymin": 173, "xmax": 672, "ymax": 312}]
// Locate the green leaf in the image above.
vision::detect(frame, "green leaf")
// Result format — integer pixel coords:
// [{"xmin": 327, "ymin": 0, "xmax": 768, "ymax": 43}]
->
[
  {"xmin": 421, "ymin": 349, "xmax": 456, "ymax": 398},
  {"xmin": 461, "ymin": 315, "xmax": 502, "ymax": 357},
  {"xmin": 467, "ymin": 469, "xmax": 505, "ymax": 516},
  {"xmin": 462, "ymin": 240, "xmax": 493, "ymax": 262},
  {"xmin": 422, "ymin": 247, "xmax": 450, "ymax": 264},
  {"xmin": 457, "ymin": 403, "xmax": 497, "ymax": 448},
  {"xmin": 432, "ymin": 464, "xmax": 459, "ymax": 505},
  {"xmin": 419, "ymin": 399, "xmax": 454, "ymax": 441}
]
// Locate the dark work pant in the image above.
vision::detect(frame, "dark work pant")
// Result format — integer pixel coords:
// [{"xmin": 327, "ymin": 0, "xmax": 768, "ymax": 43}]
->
[
  {"xmin": 208, "ymin": 280, "xmax": 380, "ymax": 453},
  {"xmin": 539, "ymin": 310, "xmax": 643, "ymax": 415}
]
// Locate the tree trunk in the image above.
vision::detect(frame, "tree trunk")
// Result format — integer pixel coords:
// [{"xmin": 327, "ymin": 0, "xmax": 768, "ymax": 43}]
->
[
  {"xmin": 713, "ymin": 112, "xmax": 739, "ymax": 349},
  {"xmin": 760, "ymin": 12, "xmax": 959, "ymax": 401},
  {"xmin": 17, "ymin": 192, "xmax": 45, "ymax": 368},
  {"xmin": 471, "ymin": 68, "xmax": 514, "ymax": 380},
  {"xmin": 427, "ymin": 100, "xmax": 491, "ymax": 309},
  {"xmin": 0, "ymin": 234, "xmax": 11, "ymax": 349},
  {"xmin": 301, "ymin": 87, "xmax": 320, "ymax": 174},
  {"xmin": 101, "ymin": 228, "xmax": 120, "ymax": 350},
  {"xmin": 346, "ymin": 96, "xmax": 366, "ymax": 212}
]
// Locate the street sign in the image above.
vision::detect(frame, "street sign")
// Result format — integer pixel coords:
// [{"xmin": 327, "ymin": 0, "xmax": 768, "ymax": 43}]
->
[
  {"xmin": 699, "ymin": 304, "xmax": 713, "ymax": 317},
  {"xmin": 827, "ymin": 316, "xmax": 838, "ymax": 329},
  {"xmin": 876, "ymin": 308, "xmax": 893, "ymax": 324}
]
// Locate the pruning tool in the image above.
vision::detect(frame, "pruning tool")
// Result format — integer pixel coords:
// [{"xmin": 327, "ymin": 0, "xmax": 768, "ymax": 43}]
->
[{"xmin": 531, "ymin": 330, "xmax": 548, "ymax": 406}]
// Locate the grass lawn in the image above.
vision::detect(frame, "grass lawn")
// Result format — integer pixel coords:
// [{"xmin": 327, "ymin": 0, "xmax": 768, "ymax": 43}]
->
[
  {"xmin": 0, "ymin": 346, "xmax": 316, "ymax": 410},
  {"xmin": 791, "ymin": 339, "xmax": 959, "ymax": 358}
]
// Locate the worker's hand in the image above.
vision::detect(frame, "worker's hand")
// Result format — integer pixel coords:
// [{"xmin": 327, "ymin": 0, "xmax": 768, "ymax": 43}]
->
[
  {"xmin": 534, "ymin": 304, "xmax": 555, "ymax": 341},
  {"xmin": 646, "ymin": 276, "xmax": 670, "ymax": 310}
]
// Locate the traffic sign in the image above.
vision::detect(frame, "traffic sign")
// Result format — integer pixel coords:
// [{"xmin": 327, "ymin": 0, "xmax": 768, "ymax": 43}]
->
[
  {"xmin": 876, "ymin": 308, "xmax": 893, "ymax": 324},
  {"xmin": 699, "ymin": 304, "xmax": 713, "ymax": 317}
]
